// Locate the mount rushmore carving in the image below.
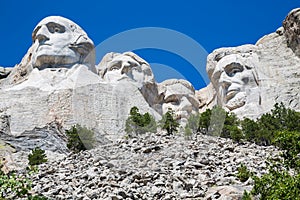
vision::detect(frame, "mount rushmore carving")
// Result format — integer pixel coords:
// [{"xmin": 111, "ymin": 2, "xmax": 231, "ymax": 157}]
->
[{"xmin": 0, "ymin": 8, "xmax": 299, "ymax": 152}]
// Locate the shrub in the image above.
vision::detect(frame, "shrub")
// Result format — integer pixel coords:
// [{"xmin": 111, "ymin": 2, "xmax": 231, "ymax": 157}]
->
[
  {"xmin": 0, "ymin": 171, "xmax": 49, "ymax": 199},
  {"xmin": 237, "ymin": 164, "xmax": 251, "ymax": 182},
  {"xmin": 66, "ymin": 124, "xmax": 96, "ymax": 153},
  {"xmin": 241, "ymin": 190, "xmax": 252, "ymax": 200},
  {"xmin": 228, "ymin": 125, "xmax": 244, "ymax": 143},
  {"xmin": 221, "ymin": 112, "xmax": 241, "ymax": 140},
  {"xmin": 159, "ymin": 108, "xmax": 179, "ymax": 135},
  {"xmin": 184, "ymin": 126, "xmax": 193, "ymax": 139},
  {"xmin": 0, "ymin": 172, "xmax": 31, "ymax": 198},
  {"xmin": 273, "ymin": 130, "xmax": 300, "ymax": 170},
  {"xmin": 250, "ymin": 130, "xmax": 300, "ymax": 199},
  {"xmin": 125, "ymin": 106, "xmax": 157, "ymax": 135},
  {"xmin": 252, "ymin": 168, "xmax": 300, "ymax": 200},
  {"xmin": 241, "ymin": 118, "xmax": 259, "ymax": 142},
  {"xmin": 240, "ymin": 103, "xmax": 300, "ymax": 146},
  {"xmin": 28, "ymin": 147, "xmax": 47, "ymax": 166}
]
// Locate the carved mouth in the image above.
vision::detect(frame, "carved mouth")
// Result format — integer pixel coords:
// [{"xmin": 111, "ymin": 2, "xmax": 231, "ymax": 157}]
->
[{"xmin": 226, "ymin": 89, "xmax": 239, "ymax": 100}]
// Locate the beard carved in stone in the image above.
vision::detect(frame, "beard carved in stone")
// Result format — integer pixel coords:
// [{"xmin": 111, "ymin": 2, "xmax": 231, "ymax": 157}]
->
[
  {"xmin": 211, "ymin": 54, "xmax": 259, "ymax": 111},
  {"xmin": 31, "ymin": 16, "xmax": 96, "ymax": 72}
]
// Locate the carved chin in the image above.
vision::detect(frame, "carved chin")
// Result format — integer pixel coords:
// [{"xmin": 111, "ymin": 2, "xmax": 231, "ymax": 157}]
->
[{"xmin": 225, "ymin": 92, "xmax": 246, "ymax": 110}]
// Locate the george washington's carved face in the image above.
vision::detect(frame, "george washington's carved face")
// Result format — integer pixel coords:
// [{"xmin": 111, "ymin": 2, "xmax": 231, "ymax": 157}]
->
[
  {"xmin": 211, "ymin": 54, "xmax": 258, "ymax": 110},
  {"xmin": 31, "ymin": 16, "xmax": 95, "ymax": 71}
]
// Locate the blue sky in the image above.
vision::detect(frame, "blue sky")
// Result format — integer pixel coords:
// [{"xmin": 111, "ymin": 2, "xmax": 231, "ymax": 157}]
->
[{"xmin": 0, "ymin": 1, "xmax": 299, "ymax": 89}]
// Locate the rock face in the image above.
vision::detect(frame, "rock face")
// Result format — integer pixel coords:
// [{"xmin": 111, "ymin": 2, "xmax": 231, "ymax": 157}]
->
[
  {"xmin": 200, "ymin": 9, "xmax": 300, "ymax": 118},
  {"xmin": 283, "ymin": 8, "xmax": 300, "ymax": 57},
  {"xmin": 0, "ymin": 67, "xmax": 12, "ymax": 79},
  {"xmin": 1, "ymin": 9, "xmax": 300, "ymax": 172},
  {"xmin": 0, "ymin": 122, "xmax": 68, "ymax": 153},
  {"xmin": 0, "ymin": 16, "xmax": 160, "ymax": 153},
  {"xmin": 97, "ymin": 52, "xmax": 162, "ymax": 110}
]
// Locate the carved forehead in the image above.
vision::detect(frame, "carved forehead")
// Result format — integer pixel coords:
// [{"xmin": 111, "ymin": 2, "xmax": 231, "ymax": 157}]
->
[
  {"xmin": 161, "ymin": 79, "xmax": 195, "ymax": 94},
  {"xmin": 32, "ymin": 16, "xmax": 88, "ymax": 40},
  {"xmin": 216, "ymin": 54, "xmax": 246, "ymax": 70}
]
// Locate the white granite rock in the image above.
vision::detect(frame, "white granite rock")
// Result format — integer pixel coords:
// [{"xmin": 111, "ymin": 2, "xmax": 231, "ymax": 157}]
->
[
  {"xmin": 0, "ymin": 17, "xmax": 160, "ymax": 144},
  {"xmin": 199, "ymin": 9, "xmax": 300, "ymax": 118},
  {"xmin": 158, "ymin": 79, "xmax": 200, "ymax": 125},
  {"xmin": 97, "ymin": 52, "xmax": 162, "ymax": 108}
]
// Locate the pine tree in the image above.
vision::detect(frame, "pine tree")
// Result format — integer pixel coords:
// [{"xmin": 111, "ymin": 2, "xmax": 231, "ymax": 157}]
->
[
  {"xmin": 28, "ymin": 147, "xmax": 47, "ymax": 166},
  {"xmin": 160, "ymin": 108, "xmax": 179, "ymax": 135}
]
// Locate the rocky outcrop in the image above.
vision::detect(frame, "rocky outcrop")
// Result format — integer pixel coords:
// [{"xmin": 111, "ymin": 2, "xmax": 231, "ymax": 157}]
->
[
  {"xmin": 283, "ymin": 8, "xmax": 300, "ymax": 57},
  {"xmin": 0, "ymin": 122, "xmax": 68, "ymax": 153},
  {"xmin": 27, "ymin": 132, "xmax": 278, "ymax": 199},
  {"xmin": 0, "ymin": 67, "xmax": 12, "ymax": 79}
]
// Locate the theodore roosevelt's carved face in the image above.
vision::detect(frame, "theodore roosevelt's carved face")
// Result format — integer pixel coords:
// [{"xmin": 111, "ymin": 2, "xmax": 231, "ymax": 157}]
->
[
  {"xmin": 211, "ymin": 54, "xmax": 258, "ymax": 110},
  {"xmin": 160, "ymin": 79, "xmax": 199, "ymax": 123},
  {"xmin": 31, "ymin": 16, "xmax": 95, "ymax": 70}
]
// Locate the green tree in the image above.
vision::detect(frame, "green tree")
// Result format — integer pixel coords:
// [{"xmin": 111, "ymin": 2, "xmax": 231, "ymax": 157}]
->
[
  {"xmin": 221, "ymin": 112, "xmax": 240, "ymax": 139},
  {"xmin": 198, "ymin": 108, "xmax": 212, "ymax": 134},
  {"xmin": 66, "ymin": 124, "xmax": 96, "ymax": 153},
  {"xmin": 159, "ymin": 108, "xmax": 179, "ymax": 135},
  {"xmin": 28, "ymin": 147, "xmax": 47, "ymax": 166},
  {"xmin": 240, "ymin": 103, "xmax": 300, "ymax": 146},
  {"xmin": 241, "ymin": 118, "xmax": 259, "ymax": 142},
  {"xmin": 273, "ymin": 130, "xmax": 300, "ymax": 170},
  {"xmin": 125, "ymin": 106, "xmax": 157, "ymax": 135},
  {"xmin": 250, "ymin": 130, "xmax": 300, "ymax": 199}
]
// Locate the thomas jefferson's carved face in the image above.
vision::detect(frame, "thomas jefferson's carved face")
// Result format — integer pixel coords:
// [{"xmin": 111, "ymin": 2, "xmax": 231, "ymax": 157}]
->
[
  {"xmin": 31, "ymin": 16, "xmax": 94, "ymax": 69},
  {"xmin": 211, "ymin": 54, "xmax": 258, "ymax": 110},
  {"xmin": 101, "ymin": 52, "xmax": 154, "ymax": 86}
]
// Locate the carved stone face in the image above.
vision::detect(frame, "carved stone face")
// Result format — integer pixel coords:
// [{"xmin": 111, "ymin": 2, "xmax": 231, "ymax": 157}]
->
[
  {"xmin": 160, "ymin": 79, "xmax": 199, "ymax": 123},
  {"xmin": 31, "ymin": 16, "xmax": 95, "ymax": 71},
  {"xmin": 100, "ymin": 52, "xmax": 155, "ymax": 86},
  {"xmin": 211, "ymin": 54, "xmax": 258, "ymax": 110}
]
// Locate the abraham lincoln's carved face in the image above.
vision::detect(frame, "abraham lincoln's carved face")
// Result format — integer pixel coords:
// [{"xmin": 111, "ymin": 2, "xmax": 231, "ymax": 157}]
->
[{"xmin": 211, "ymin": 54, "xmax": 259, "ymax": 110}]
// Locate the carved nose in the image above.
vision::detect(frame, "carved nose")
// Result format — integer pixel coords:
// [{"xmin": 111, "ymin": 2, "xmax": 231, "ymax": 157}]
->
[
  {"xmin": 219, "ymin": 73, "xmax": 231, "ymax": 88},
  {"xmin": 35, "ymin": 25, "xmax": 50, "ymax": 43}
]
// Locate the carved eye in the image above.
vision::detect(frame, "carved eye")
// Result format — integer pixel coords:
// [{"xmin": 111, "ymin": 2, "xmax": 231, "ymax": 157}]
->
[
  {"xmin": 228, "ymin": 68, "xmax": 242, "ymax": 76},
  {"xmin": 110, "ymin": 66, "xmax": 120, "ymax": 70},
  {"xmin": 224, "ymin": 63, "xmax": 243, "ymax": 77},
  {"xmin": 108, "ymin": 60, "xmax": 122, "ymax": 71},
  {"xmin": 54, "ymin": 27, "xmax": 61, "ymax": 32},
  {"xmin": 46, "ymin": 22, "xmax": 65, "ymax": 33}
]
